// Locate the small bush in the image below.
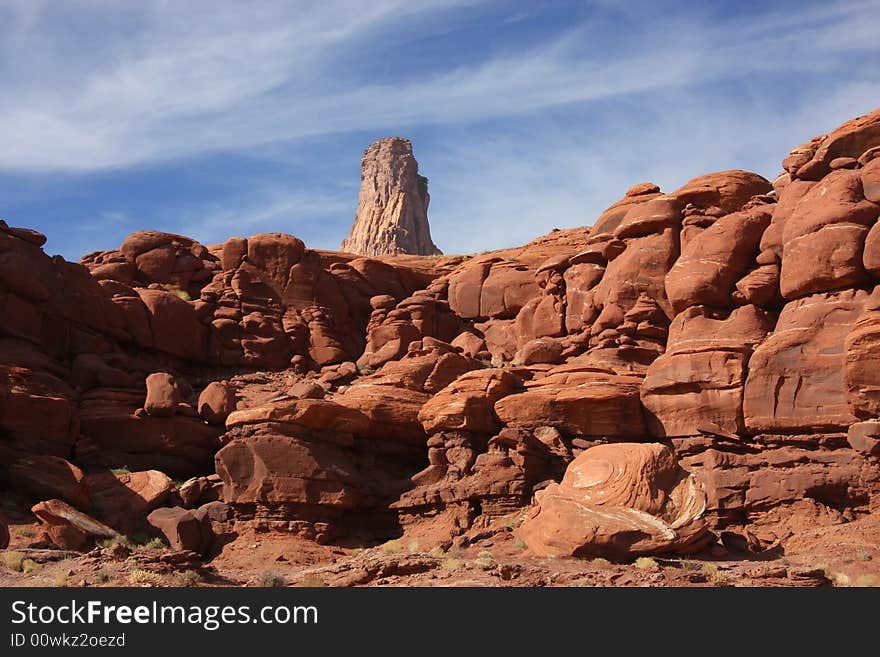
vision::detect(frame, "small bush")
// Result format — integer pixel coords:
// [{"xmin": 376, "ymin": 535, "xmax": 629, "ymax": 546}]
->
[
  {"xmin": 128, "ymin": 568, "xmax": 163, "ymax": 586},
  {"xmin": 169, "ymin": 289, "xmax": 192, "ymax": 301},
  {"xmin": 634, "ymin": 557, "xmax": 659, "ymax": 571},
  {"xmin": 110, "ymin": 467, "xmax": 131, "ymax": 475},
  {"xmin": 21, "ymin": 559, "xmax": 40, "ymax": 575},
  {"xmin": 14, "ymin": 526, "xmax": 34, "ymax": 538},
  {"xmin": 429, "ymin": 546, "xmax": 447, "ymax": 558},
  {"xmin": 407, "ymin": 541, "xmax": 421, "ymax": 554},
  {"xmin": 514, "ymin": 539, "xmax": 527, "ymax": 549},
  {"xmin": 357, "ymin": 364, "xmax": 375, "ymax": 376},
  {"xmin": 701, "ymin": 563, "xmax": 730, "ymax": 586},
  {"xmin": 140, "ymin": 537, "xmax": 166, "ymax": 550},
  {"xmin": 592, "ymin": 557, "xmax": 610, "ymax": 565},
  {"xmin": 175, "ymin": 570, "xmax": 202, "ymax": 587},
  {"xmin": 3, "ymin": 551, "xmax": 25, "ymax": 572},
  {"xmin": 442, "ymin": 558, "xmax": 463, "ymax": 572},
  {"xmin": 97, "ymin": 569, "xmax": 111, "ymax": 584},
  {"xmin": 709, "ymin": 570, "xmax": 731, "ymax": 587},
  {"xmin": 474, "ymin": 551, "xmax": 496, "ymax": 571},
  {"xmin": 258, "ymin": 571, "xmax": 286, "ymax": 587},
  {"xmin": 832, "ymin": 572, "xmax": 851, "ymax": 587},
  {"xmin": 381, "ymin": 539, "xmax": 404, "ymax": 554},
  {"xmin": 856, "ymin": 549, "xmax": 872, "ymax": 562}
]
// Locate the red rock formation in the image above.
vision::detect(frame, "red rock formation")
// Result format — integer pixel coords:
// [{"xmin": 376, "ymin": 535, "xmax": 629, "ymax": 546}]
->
[
  {"xmin": 341, "ymin": 137, "xmax": 442, "ymax": 257},
  {"xmin": 518, "ymin": 443, "xmax": 710, "ymax": 558},
  {"xmin": 4, "ymin": 108, "xmax": 880, "ymax": 565}
]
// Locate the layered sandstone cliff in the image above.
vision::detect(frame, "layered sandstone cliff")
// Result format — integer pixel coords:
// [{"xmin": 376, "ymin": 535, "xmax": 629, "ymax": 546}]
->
[
  {"xmin": 2, "ymin": 108, "xmax": 880, "ymax": 573},
  {"xmin": 340, "ymin": 137, "xmax": 442, "ymax": 257}
]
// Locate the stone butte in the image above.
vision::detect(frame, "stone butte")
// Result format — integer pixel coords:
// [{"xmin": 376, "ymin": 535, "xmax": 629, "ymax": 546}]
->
[{"xmin": 340, "ymin": 137, "xmax": 442, "ymax": 257}]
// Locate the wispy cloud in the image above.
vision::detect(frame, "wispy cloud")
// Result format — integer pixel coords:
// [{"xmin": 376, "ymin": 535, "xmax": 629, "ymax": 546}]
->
[
  {"xmin": 0, "ymin": 0, "xmax": 878, "ymax": 260},
  {"xmin": 2, "ymin": 0, "xmax": 877, "ymax": 172}
]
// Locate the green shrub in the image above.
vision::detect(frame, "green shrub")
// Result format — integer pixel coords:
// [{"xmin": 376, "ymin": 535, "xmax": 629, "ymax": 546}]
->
[{"xmin": 140, "ymin": 537, "xmax": 166, "ymax": 550}]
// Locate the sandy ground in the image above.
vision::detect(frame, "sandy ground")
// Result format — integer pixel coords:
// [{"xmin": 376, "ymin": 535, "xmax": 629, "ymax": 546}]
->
[{"xmin": 3, "ymin": 508, "xmax": 879, "ymax": 588}]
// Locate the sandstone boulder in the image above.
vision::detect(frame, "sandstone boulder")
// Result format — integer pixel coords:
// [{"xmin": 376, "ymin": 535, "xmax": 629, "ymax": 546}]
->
[
  {"xmin": 418, "ymin": 369, "xmax": 522, "ymax": 435},
  {"xmin": 86, "ymin": 470, "xmax": 174, "ymax": 527},
  {"xmin": 197, "ymin": 381, "xmax": 236, "ymax": 425},
  {"xmin": 146, "ymin": 506, "xmax": 213, "ymax": 555},
  {"xmin": 518, "ymin": 443, "xmax": 709, "ymax": 558},
  {"xmin": 495, "ymin": 368, "xmax": 646, "ymax": 438},
  {"xmin": 31, "ymin": 499, "xmax": 119, "ymax": 551},
  {"xmin": 144, "ymin": 372, "xmax": 182, "ymax": 417},
  {"xmin": 665, "ymin": 205, "xmax": 772, "ymax": 313},
  {"xmin": 9, "ymin": 455, "xmax": 90, "ymax": 509}
]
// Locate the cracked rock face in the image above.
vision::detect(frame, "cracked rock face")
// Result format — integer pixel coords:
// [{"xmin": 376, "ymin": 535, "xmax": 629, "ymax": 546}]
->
[{"xmin": 341, "ymin": 137, "xmax": 442, "ymax": 257}]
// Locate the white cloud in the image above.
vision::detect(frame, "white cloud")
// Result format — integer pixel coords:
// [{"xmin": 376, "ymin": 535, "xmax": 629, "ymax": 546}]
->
[{"xmin": 1, "ymin": 0, "xmax": 877, "ymax": 172}]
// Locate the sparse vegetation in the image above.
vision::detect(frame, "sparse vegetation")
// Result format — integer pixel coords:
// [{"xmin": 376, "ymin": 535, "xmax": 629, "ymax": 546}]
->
[
  {"xmin": 832, "ymin": 572, "xmax": 851, "ymax": 587},
  {"xmin": 100, "ymin": 536, "xmax": 130, "ymax": 549},
  {"xmin": 110, "ymin": 466, "xmax": 131, "ymax": 475},
  {"xmin": 258, "ymin": 571, "xmax": 286, "ymax": 587},
  {"xmin": 474, "ymin": 550, "xmax": 497, "ymax": 570},
  {"xmin": 97, "ymin": 569, "xmax": 111, "ymax": 584},
  {"xmin": 856, "ymin": 548, "xmax": 872, "ymax": 562},
  {"xmin": 701, "ymin": 563, "xmax": 730, "ymax": 586},
  {"xmin": 429, "ymin": 546, "xmax": 447, "ymax": 558},
  {"xmin": 571, "ymin": 578, "xmax": 594, "ymax": 587},
  {"xmin": 380, "ymin": 539, "xmax": 404, "ymax": 554},
  {"xmin": 634, "ymin": 557, "xmax": 659, "ymax": 571},
  {"xmin": 3, "ymin": 551, "xmax": 25, "ymax": 572},
  {"xmin": 854, "ymin": 574, "xmax": 880, "ymax": 587},
  {"xmin": 140, "ymin": 537, "xmax": 166, "ymax": 550},
  {"xmin": 442, "ymin": 558, "xmax": 463, "ymax": 571},
  {"xmin": 592, "ymin": 557, "xmax": 610, "ymax": 565},
  {"xmin": 169, "ymin": 288, "xmax": 192, "ymax": 301},
  {"xmin": 175, "ymin": 570, "xmax": 202, "ymax": 587},
  {"xmin": 21, "ymin": 559, "xmax": 40, "ymax": 575},
  {"xmin": 297, "ymin": 574, "xmax": 326, "ymax": 588},
  {"xmin": 14, "ymin": 526, "xmax": 34, "ymax": 538},
  {"xmin": 407, "ymin": 541, "xmax": 421, "ymax": 554},
  {"xmin": 514, "ymin": 538, "xmax": 527, "ymax": 549},
  {"xmin": 357, "ymin": 364, "xmax": 375, "ymax": 376},
  {"xmin": 128, "ymin": 568, "xmax": 163, "ymax": 586}
]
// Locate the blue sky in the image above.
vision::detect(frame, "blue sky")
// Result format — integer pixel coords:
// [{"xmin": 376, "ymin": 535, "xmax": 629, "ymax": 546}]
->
[{"xmin": 0, "ymin": 0, "xmax": 878, "ymax": 260}]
